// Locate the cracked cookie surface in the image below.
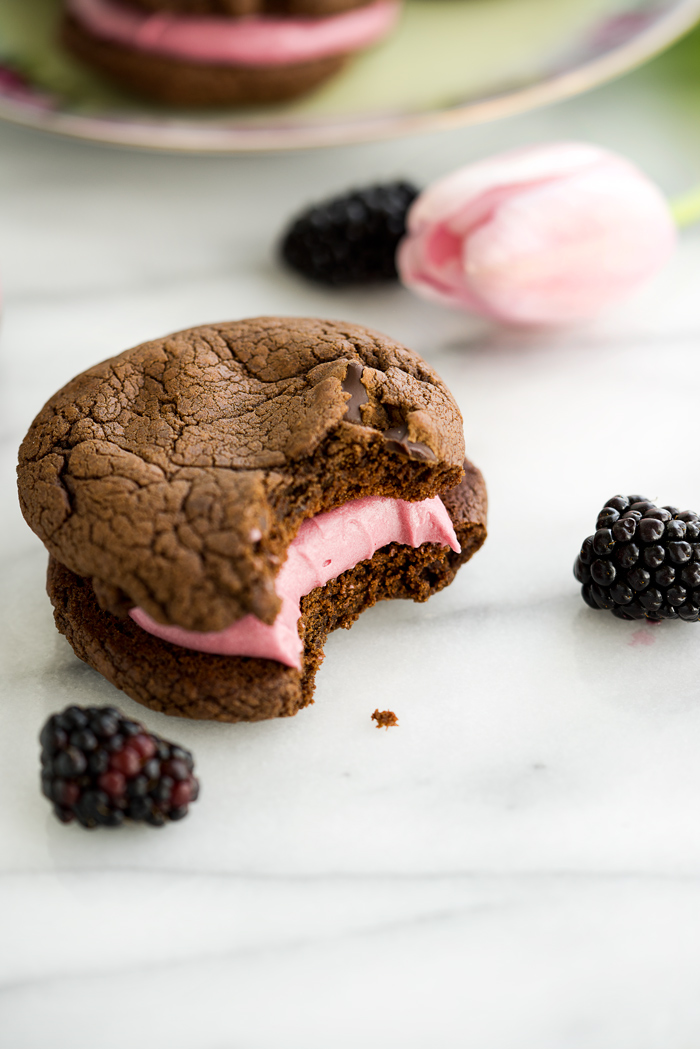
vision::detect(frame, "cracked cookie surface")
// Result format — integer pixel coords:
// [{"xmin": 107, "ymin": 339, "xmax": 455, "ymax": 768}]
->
[{"xmin": 18, "ymin": 318, "xmax": 465, "ymax": 636}]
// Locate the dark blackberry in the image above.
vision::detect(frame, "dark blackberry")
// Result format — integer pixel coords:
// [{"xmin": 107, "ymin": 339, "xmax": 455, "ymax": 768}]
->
[
  {"xmin": 281, "ymin": 181, "xmax": 419, "ymax": 286},
  {"xmin": 39, "ymin": 705, "xmax": 199, "ymax": 829},
  {"xmin": 574, "ymin": 496, "xmax": 700, "ymax": 621}
]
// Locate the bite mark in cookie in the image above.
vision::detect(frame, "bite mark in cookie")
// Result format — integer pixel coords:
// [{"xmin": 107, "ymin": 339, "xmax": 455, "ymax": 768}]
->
[
  {"xmin": 44, "ymin": 461, "xmax": 486, "ymax": 722},
  {"xmin": 130, "ymin": 493, "xmax": 460, "ymax": 667}
]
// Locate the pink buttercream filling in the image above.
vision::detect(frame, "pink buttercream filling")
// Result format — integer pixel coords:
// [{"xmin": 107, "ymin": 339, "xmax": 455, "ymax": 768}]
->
[
  {"xmin": 66, "ymin": 0, "xmax": 401, "ymax": 66},
  {"xmin": 130, "ymin": 495, "xmax": 460, "ymax": 670}
]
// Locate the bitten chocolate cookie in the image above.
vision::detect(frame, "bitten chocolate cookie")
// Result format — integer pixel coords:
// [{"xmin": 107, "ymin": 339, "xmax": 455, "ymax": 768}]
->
[
  {"xmin": 18, "ymin": 318, "xmax": 487, "ymax": 722},
  {"xmin": 61, "ymin": 0, "xmax": 401, "ymax": 107}
]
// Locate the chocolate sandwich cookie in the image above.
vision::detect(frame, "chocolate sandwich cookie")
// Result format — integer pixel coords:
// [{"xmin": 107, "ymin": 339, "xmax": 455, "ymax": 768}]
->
[
  {"xmin": 61, "ymin": 0, "xmax": 402, "ymax": 107},
  {"xmin": 18, "ymin": 318, "xmax": 487, "ymax": 722}
]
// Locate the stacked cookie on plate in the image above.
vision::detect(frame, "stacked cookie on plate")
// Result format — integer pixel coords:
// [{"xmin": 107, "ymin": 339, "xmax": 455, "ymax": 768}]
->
[{"xmin": 62, "ymin": 0, "xmax": 402, "ymax": 105}]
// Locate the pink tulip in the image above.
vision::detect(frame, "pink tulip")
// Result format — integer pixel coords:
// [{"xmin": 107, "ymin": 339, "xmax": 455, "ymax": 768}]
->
[{"xmin": 397, "ymin": 142, "xmax": 676, "ymax": 326}]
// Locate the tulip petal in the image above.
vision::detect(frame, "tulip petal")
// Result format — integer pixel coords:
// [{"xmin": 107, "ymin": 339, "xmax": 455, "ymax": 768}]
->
[
  {"xmin": 464, "ymin": 160, "xmax": 676, "ymax": 324},
  {"xmin": 399, "ymin": 142, "xmax": 677, "ymax": 326}
]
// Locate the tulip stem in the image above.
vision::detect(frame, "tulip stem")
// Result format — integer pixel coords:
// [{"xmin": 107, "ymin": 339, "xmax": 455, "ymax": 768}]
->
[{"xmin": 670, "ymin": 186, "xmax": 700, "ymax": 229}]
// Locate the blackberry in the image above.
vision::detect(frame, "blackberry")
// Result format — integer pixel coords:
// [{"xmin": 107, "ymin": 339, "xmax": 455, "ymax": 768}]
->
[
  {"xmin": 281, "ymin": 180, "xmax": 419, "ymax": 286},
  {"xmin": 39, "ymin": 705, "xmax": 199, "ymax": 828},
  {"xmin": 574, "ymin": 495, "xmax": 700, "ymax": 621}
]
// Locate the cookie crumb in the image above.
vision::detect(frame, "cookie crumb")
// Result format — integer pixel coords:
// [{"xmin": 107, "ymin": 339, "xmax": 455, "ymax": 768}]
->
[{"xmin": 372, "ymin": 709, "xmax": 398, "ymax": 730}]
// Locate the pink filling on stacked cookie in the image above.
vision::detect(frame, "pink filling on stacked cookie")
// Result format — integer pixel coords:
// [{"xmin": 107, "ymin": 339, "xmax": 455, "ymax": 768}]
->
[
  {"xmin": 66, "ymin": 0, "xmax": 401, "ymax": 66},
  {"xmin": 130, "ymin": 494, "xmax": 460, "ymax": 669}
]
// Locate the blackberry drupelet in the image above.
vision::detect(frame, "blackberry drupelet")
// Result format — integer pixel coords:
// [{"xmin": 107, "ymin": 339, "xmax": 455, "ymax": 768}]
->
[
  {"xmin": 574, "ymin": 495, "xmax": 700, "ymax": 621},
  {"xmin": 40, "ymin": 705, "xmax": 199, "ymax": 828},
  {"xmin": 281, "ymin": 181, "xmax": 419, "ymax": 286}
]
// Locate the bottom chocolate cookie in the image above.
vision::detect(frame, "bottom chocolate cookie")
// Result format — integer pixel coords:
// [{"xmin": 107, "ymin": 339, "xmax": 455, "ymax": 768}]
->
[
  {"xmin": 62, "ymin": 15, "xmax": 348, "ymax": 107},
  {"xmin": 47, "ymin": 462, "xmax": 487, "ymax": 723}
]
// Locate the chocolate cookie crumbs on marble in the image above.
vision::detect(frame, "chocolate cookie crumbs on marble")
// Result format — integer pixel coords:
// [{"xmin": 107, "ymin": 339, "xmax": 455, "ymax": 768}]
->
[
  {"xmin": 372, "ymin": 709, "xmax": 398, "ymax": 729},
  {"xmin": 19, "ymin": 317, "xmax": 487, "ymax": 722}
]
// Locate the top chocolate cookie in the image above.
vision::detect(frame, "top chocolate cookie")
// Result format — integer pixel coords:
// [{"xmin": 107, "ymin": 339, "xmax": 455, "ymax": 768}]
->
[
  {"xmin": 18, "ymin": 319, "xmax": 465, "ymax": 637},
  {"xmin": 125, "ymin": 0, "xmax": 370, "ymax": 15}
]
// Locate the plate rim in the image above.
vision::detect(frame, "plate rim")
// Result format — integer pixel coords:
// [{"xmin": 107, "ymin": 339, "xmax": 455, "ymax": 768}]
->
[{"xmin": 1, "ymin": 0, "xmax": 699, "ymax": 153}]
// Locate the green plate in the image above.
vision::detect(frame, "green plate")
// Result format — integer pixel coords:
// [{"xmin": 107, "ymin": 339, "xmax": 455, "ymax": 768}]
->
[{"xmin": 0, "ymin": 0, "xmax": 698, "ymax": 151}]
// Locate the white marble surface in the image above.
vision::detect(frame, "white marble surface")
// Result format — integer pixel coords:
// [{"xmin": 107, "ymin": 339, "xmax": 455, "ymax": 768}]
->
[{"xmin": 3, "ymin": 50, "xmax": 700, "ymax": 1049}]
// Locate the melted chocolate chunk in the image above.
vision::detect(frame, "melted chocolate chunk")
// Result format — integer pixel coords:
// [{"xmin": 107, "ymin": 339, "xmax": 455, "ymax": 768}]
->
[
  {"xmin": 341, "ymin": 361, "xmax": 436, "ymax": 462},
  {"xmin": 383, "ymin": 424, "xmax": 437, "ymax": 463},
  {"xmin": 341, "ymin": 360, "xmax": 369, "ymax": 423}
]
